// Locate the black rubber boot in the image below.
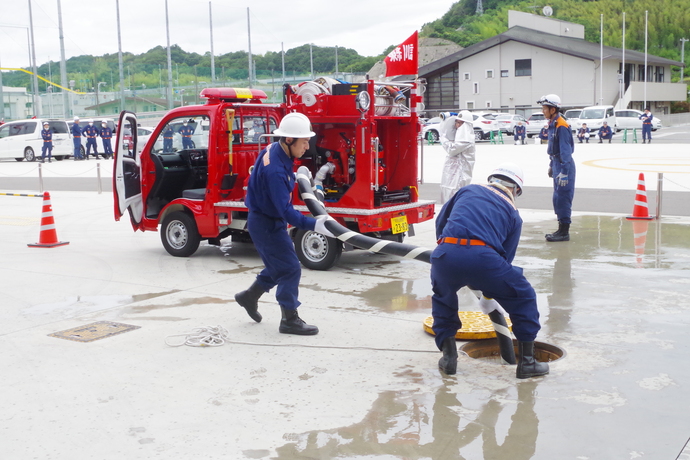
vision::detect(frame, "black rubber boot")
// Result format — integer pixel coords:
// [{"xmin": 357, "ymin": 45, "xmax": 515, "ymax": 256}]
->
[
  {"xmin": 438, "ymin": 336, "xmax": 458, "ymax": 375},
  {"xmin": 516, "ymin": 341, "xmax": 549, "ymax": 379},
  {"xmin": 234, "ymin": 281, "xmax": 265, "ymax": 323},
  {"xmin": 279, "ymin": 307, "xmax": 318, "ymax": 335},
  {"xmin": 545, "ymin": 222, "xmax": 570, "ymax": 242}
]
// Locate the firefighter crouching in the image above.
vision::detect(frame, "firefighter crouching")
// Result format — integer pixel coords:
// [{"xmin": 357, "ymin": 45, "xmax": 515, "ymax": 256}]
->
[
  {"xmin": 234, "ymin": 113, "xmax": 334, "ymax": 335},
  {"xmin": 431, "ymin": 163, "xmax": 549, "ymax": 379}
]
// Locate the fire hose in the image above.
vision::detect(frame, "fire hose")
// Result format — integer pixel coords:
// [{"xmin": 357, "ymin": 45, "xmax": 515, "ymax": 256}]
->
[{"xmin": 295, "ymin": 166, "xmax": 516, "ymax": 365}]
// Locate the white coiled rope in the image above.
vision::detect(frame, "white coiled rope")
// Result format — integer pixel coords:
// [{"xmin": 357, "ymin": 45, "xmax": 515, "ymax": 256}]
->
[{"xmin": 165, "ymin": 325, "xmax": 230, "ymax": 347}]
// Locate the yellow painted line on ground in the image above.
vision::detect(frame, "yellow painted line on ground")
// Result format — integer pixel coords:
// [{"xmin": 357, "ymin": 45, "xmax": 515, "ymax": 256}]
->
[
  {"xmin": 582, "ymin": 158, "xmax": 690, "ymax": 174},
  {"xmin": 0, "ymin": 216, "xmax": 39, "ymax": 226}
]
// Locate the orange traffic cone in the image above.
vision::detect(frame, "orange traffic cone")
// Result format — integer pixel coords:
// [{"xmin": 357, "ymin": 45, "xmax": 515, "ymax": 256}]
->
[
  {"xmin": 27, "ymin": 192, "xmax": 70, "ymax": 248},
  {"xmin": 631, "ymin": 220, "xmax": 649, "ymax": 267},
  {"xmin": 626, "ymin": 173, "xmax": 654, "ymax": 221}
]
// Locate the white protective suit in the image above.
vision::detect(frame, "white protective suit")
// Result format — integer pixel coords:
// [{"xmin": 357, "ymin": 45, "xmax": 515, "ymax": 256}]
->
[{"xmin": 440, "ymin": 116, "xmax": 476, "ymax": 203}]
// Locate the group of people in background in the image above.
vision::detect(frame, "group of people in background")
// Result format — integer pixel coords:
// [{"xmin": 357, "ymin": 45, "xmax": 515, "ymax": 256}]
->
[{"xmin": 69, "ymin": 116, "xmax": 113, "ymax": 161}]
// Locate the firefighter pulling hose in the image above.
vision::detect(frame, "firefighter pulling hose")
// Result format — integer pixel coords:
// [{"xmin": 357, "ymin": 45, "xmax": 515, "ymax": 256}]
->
[{"xmin": 294, "ymin": 166, "xmax": 520, "ymax": 371}]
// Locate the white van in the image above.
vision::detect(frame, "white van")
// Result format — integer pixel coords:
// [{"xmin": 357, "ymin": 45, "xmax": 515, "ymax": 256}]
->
[
  {"xmin": 574, "ymin": 105, "xmax": 616, "ymax": 132},
  {"xmin": 0, "ymin": 119, "xmax": 72, "ymax": 162}
]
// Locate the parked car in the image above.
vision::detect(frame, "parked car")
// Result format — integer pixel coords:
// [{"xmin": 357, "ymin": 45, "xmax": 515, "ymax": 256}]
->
[
  {"xmin": 472, "ymin": 113, "xmax": 500, "ymax": 141},
  {"xmin": 136, "ymin": 126, "xmax": 155, "ymax": 154},
  {"xmin": 421, "ymin": 113, "xmax": 498, "ymax": 143},
  {"xmin": 573, "ymin": 105, "xmax": 616, "ymax": 132},
  {"xmin": 0, "ymin": 118, "xmax": 72, "ymax": 161},
  {"xmin": 525, "ymin": 112, "xmax": 546, "ymax": 137},
  {"xmin": 614, "ymin": 109, "xmax": 662, "ymax": 131},
  {"xmin": 494, "ymin": 114, "xmax": 527, "ymax": 135},
  {"xmin": 564, "ymin": 109, "xmax": 582, "ymax": 133}
]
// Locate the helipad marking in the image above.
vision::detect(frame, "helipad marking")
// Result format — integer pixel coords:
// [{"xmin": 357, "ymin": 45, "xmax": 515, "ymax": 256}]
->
[{"xmin": 582, "ymin": 157, "xmax": 690, "ymax": 174}]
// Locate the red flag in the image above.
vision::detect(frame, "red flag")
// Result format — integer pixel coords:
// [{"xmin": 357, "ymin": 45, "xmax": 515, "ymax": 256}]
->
[{"xmin": 384, "ymin": 31, "xmax": 418, "ymax": 77}]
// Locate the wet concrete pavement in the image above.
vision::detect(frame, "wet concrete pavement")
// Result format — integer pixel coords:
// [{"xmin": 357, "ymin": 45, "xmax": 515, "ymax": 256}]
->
[{"xmin": 1, "ymin": 140, "xmax": 690, "ymax": 459}]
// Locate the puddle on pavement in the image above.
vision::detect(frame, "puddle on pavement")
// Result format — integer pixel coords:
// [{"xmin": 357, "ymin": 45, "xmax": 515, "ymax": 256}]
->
[
  {"xmin": 23, "ymin": 291, "xmax": 177, "ymax": 317},
  {"xmin": 125, "ymin": 296, "xmax": 226, "ymax": 314},
  {"xmin": 275, "ymin": 372, "xmax": 543, "ymax": 459}
]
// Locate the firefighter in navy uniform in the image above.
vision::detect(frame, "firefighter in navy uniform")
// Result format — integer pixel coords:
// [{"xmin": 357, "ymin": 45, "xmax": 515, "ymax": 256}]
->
[
  {"xmin": 178, "ymin": 120, "xmax": 194, "ymax": 149},
  {"xmin": 639, "ymin": 108, "xmax": 653, "ymax": 143},
  {"xmin": 40, "ymin": 122, "xmax": 53, "ymax": 163},
  {"xmin": 432, "ymin": 163, "xmax": 549, "ymax": 379},
  {"xmin": 513, "ymin": 121, "xmax": 526, "ymax": 145},
  {"xmin": 71, "ymin": 116, "xmax": 83, "ymax": 160},
  {"xmin": 598, "ymin": 121, "xmax": 613, "ymax": 143},
  {"xmin": 162, "ymin": 125, "xmax": 174, "ymax": 153},
  {"xmin": 234, "ymin": 113, "xmax": 334, "ymax": 335},
  {"xmin": 100, "ymin": 120, "xmax": 113, "ymax": 159},
  {"xmin": 83, "ymin": 121, "xmax": 101, "ymax": 159},
  {"xmin": 539, "ymin": 94, "xmax": 575, "ymax": 242}
]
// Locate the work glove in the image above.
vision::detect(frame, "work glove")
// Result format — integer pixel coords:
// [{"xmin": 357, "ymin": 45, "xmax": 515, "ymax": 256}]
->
[
  {"xmin": 547, "ymin": 167, "xmax": 553, "ymax": 178},
  {"xmin": 556, "ymin": 172, "xmax": 568, "ymax": 187},
  {"xmin": 479, "ymin": 296, "xmax": 507, "ymax": 316},
  {"xmin": 314, "ymin": 215, "xmax": 335, "ymax": 238}
]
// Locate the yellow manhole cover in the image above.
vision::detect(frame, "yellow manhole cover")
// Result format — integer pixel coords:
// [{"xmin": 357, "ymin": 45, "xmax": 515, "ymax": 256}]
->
[
  {"xmin": 423, "ymin": 311, "xmax": 512, "ymax": 340},
  {"xmin": 49, "ymin": 321, "xmax": 140, "ymax": 343}
]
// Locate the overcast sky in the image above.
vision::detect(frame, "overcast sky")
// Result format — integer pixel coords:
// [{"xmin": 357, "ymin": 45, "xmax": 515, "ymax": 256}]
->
[{"xmin": 0, "ymin": 0, "xmax": 455, "ymax": 71}]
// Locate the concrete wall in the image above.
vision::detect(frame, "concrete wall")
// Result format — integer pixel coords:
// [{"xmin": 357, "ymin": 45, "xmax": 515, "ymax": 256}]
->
[{"xmin": 508, "ymin": 10, "xmax": 585, "ymax": 39}]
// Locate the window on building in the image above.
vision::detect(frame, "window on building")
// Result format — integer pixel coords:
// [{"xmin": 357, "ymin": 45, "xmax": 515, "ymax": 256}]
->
[
  {"xmin": 638, "ymin": 64, "xmax": 646, "ymax": 81},
  {"xmin": 486, "ymin": 101, "xmax": 492, "ymax": 108},
  {"xmin": 473, "ymin": 82, "xmax": 479, "ymax": 94},
  {"xmin": 655, "ymin": 66, "xmax": 664, "ymax": 82},
  {"xmin": 515, "ymin": 59, "xmax": 532, "ymax": 77},
  {"xmin": 466, "ymin": 101, "xmax": 475, "ymax": 110},
  {"xmin": 501, "ymin": 70, "xmax": 509, "ymax": 78},
  {"xmin": 426, "ymin": 68, "xmax": 459, "ymax": 110},
  {"xmin": 463, "ymin": 72, "xmax": 471, "ymax": 81},
  {"xmin": 486, "ymin": 69, "xmax": 494, "ymax": 79}
]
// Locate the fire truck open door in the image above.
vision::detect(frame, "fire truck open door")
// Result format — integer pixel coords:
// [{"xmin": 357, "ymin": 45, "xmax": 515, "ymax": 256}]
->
[{"xmin": 113, "ymin": 111, "xmax": 144, "ymax": 230}]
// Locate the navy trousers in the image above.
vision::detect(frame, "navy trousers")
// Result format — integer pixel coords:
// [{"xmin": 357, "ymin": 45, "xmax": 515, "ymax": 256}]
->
[
  {"xmin": 642, "ymin": 124, "xmax": 652, "ymax": 141},
  {"xmin": 550, "ymin": 158, "xmax": 576, "ymax": 224},
  {"xmin": 430, "ymin": 243, "xmax": 541, "ymax": 349},
  {"xmin": 86, "ymin": 138, "xmax": 98, "ymax": 156},
  {"xmin": 103, "ymin": 139, "xmax": 112, "ymax": 157},
  {"xmin": 72, "ymin": 138, "xmax": 82, "ymax": 159},
  {"xmin": 248, "ymin": 212, "xmax": 301, "ymax": 310}
]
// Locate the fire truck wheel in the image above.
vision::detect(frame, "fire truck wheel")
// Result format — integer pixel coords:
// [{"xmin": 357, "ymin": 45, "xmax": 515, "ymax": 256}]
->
[
  {"xmin": 161, "ymin": 211, "xmax": 201, "ymax": 257},
  {"xmin": 294, "ymin": 229, "xmax": 342, "ymax": 271}
]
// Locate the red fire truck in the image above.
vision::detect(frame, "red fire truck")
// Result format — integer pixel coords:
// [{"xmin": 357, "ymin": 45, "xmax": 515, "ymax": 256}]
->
[{"xmin": 113, "ymin": 79, "xmax": 435, "ymax": 270}]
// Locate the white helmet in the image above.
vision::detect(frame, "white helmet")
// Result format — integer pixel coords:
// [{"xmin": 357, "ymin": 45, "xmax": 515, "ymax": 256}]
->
[
  {"xmin": 537, "ymin": 94, "xmax": 561, "ymax": 108},
  {"xmin": 458, "ymin": 110, "xmax": 474, "ymax": 124},
  {"xmin": 274, "ymin": 112, "xmax": 315, "ymax": 138},
  {"xmin": 73, "ymin": 116, "xmax": 80, "ymax": 121},
  {"xmin": 488, "ymin": 163, "xmax": 524, "ymax": 197}
]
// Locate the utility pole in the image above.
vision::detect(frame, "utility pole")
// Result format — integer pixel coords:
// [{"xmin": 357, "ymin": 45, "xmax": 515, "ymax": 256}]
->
[
  {"xmin": 28, "ymin": 0, "xmax": 41, "ymax": 117},
  {"xmin": 309, "ymin": 43, "xmax": 314, "ymax": 80},
  {"xmin": 57, "ymin": 0, "xmax": 69, "ymax": 118},
  {"xmin": 209, "ymin": 2, "xmax": 215, "ymax": 83},
  {"xmin": 165, "ymin": 0, "xmax": 174, "ymax": 109},
  {"xmin": 247, "ymin": 8, "xmax": 253, "ymax": 88},
  {"xmin": 681, "ymin": 38, "xmax": 688, "ymax": 81},
  {"xmin": 116, "ymin": 0, "xmax": 126, "ymax": 112}
]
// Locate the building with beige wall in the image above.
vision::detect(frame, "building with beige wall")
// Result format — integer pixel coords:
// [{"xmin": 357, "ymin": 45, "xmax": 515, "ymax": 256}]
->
[{"xmin": 420, "ymin": 10, "xmax": 686, "ymax": 117}]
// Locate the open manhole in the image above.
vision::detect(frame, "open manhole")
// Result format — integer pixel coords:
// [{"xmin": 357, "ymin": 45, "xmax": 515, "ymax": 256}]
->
[{"xmin": 460, "ymin": 338, "xmax": 565, "ymax": 363}]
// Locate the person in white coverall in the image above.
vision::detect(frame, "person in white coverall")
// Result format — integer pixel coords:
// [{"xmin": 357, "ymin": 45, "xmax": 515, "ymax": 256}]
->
[{"xmin": 440, "ymin": 110, "xmax": 476, "ymax": 203}]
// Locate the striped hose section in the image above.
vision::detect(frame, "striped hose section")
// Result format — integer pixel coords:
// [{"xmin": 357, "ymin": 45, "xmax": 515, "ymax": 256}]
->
[{"xmin": 295, "ymin": 166, "xmax": 516, "ymax": 365}]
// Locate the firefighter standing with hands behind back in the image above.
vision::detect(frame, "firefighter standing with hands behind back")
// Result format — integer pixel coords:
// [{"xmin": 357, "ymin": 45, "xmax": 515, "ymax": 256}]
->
[
  {"xmin": 234, "ymin": 113, "xmax": 334, "ymax": 336},
  {"xmin": 539, "ymin": 94, "xmax": 575, "ymax": 242},
  {"xmin": 431, "ymin": 163, "xmax": 549, "ymax": 379},
  {"xmin": 639, "ymin": 108, "xmax": 653, "ymax": 144},
  {"xmin": 40, "ymin": 122, "xmax": 53, "ymax": 163},
  {"xmin": 83, "ymin": 120, "xmax": 101, "ymax": 159},
  {"xmin": 100, "ymin": 120, "xmax": 113, "ymax": 159},
  {"xmin": 439, "ymin": 110, "xmax": 475, "ymax": 204}
]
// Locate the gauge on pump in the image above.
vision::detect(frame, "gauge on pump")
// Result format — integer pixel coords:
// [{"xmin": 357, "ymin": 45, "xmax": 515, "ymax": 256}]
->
[{"xmin": 356, "ymin": 91, "xmax": 371, "ymax": 112}]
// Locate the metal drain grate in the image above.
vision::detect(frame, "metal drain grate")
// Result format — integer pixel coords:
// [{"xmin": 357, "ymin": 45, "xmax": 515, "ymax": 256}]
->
[{"xmin": 49, "ymin": 321, "xmax": 140, "ymax": 343}]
